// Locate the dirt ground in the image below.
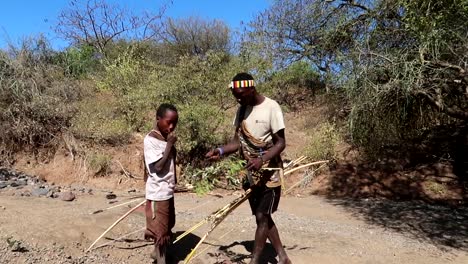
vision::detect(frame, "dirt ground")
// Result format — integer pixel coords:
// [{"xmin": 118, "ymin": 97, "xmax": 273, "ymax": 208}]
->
[
  {"xmin": 1, "ymin": 186, "xmax": 468, "ymax": 264},
  {"xmin": 2, "ymin": 107, "xmax": 468, "ymax": 263}
]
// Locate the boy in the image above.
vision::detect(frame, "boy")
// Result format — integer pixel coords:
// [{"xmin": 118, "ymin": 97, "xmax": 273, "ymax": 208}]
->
[
  {"xmin": 144, "ymin": 103, "xmax": 178, "ymax": 264},
  {"xmin": 206, "ymin": 73, "xmax": 292, "ymax": 264}
]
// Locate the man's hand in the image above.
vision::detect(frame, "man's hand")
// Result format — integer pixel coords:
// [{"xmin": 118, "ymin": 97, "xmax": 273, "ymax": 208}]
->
[
  {"xmin": 167, "ymin": 132, "xmax": 177, "ymax": 145},
  {"xmin": 205, "ymin": 148, "xmax": 221, "ymax": 161},
  {"xmin": 245, "ymin": 157, "xmax": 263, "ymax": 171}
]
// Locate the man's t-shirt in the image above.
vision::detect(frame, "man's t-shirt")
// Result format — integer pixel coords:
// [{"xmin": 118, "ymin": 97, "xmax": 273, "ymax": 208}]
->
[
  {"xmin": 234, "ymin": 96, "xmax": 285, "ymax": 144},
  {"xmin": 234, "ymin": 96, "xmax": 285, "ymax": 187},
  {"xmin": 144, "ymin": 135, "xmax": 175, "ymax": 201}
]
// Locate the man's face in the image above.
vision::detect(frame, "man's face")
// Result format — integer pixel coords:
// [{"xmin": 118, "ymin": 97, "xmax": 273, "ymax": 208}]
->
[
  {"xmin": 231, "ymin": 87, "xmax": 254, "ymax": 106},
  {"xmin": 157, "ymin": 110, "xmax": 178, "ymax": 136}
]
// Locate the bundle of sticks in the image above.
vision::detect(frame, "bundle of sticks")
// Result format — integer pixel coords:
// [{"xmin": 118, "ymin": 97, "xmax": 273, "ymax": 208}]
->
[
  {"xmin": 176, "ymin": 156, "xmax": 328, "ymax": 263},
  {"xmin": 86, "ymin": 156, "xmax": 328, "ymax": 263}
]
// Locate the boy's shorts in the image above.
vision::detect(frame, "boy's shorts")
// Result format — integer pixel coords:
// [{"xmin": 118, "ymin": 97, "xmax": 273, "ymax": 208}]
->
[
  {"xmin": 246, "ymin": 184, "xmax": 281, "ymax": 215},
  {"xmin": 146, "ymin": 197, "xmax": 175, "ymax": 247}
]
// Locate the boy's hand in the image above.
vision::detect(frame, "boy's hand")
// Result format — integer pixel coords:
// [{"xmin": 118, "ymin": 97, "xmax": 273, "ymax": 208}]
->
[
  {"xmin": 205, "ymin": 149, "xmax": 221, "ymax": 161},
  {"xmin": 167, "ymin": 132, "xmax": 177, "ymax": 145},
  {"xmin": 245, "ymin": 157, "xmax": 263, "ymax": 171}
]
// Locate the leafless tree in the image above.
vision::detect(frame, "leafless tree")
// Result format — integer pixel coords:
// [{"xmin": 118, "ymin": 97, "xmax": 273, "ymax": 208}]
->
[
  {"xmin": 55, "ymin": 0, "xmax": 169, "ymax": 54},
  {"xmin": 162, "ymin": 16, "xmax": 231, "ymax": 57}
]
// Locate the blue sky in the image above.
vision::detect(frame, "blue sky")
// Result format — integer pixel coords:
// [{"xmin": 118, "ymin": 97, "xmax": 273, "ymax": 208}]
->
[{"xmin": 0, "ymin": 0, "xmax": 270, "ymax": 50}]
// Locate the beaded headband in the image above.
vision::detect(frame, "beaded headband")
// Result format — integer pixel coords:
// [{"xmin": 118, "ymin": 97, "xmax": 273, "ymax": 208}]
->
[{"xmin": 228, "ymin": 80, "xmax": 255, "ymax": 89}]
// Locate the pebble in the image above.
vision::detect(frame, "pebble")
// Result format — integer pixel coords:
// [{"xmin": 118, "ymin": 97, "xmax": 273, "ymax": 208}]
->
[
  {"xmin": 106, "ymin": 193, "xmax": 117, "ymax": 199},
  {"xmin": 59, "ymin": 192, "xmax": 76, "ymax": 202},
  {"xmin": 32, "ymin": 187, "xmax": 49, "ymax": 197}
]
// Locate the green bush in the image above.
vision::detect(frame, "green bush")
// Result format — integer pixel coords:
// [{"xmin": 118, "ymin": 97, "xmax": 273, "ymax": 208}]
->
[
  {"xmin": 261, "ymin": 61, "xmax": 323, "ymax": 111},
  {"xmin": 87, "ymin": 152, "xmax": 112, "ymax": 176},
  {"xmin": 0, "ymin": 37, "xmax": 79, "ymax": 155},
  {"xmin": 183, "ymin": 156, "xmax": 246, "ymax": 194},
  {"xmin": 305, "ymin": 121, "xmax": 342, "ymax": 161},
  {"xmin": 70, "ymin": 96, "xmax": 132, "ymax": 145},
  {"xmin": 57, "ymin": 45, "xmax": 99, "ymax": 78},
  {"xmin": 146, "ymin": 51, "xmax": 248, "ymax": 165},
  {"xmin": 97, "ymin": 46, "xmax": 153, "ymax": 128}
]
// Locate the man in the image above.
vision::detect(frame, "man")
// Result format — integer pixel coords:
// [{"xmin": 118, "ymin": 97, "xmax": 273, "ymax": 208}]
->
[{"xmin": 206, "ymin": 72, "xmax": 292, "ymax": 264}]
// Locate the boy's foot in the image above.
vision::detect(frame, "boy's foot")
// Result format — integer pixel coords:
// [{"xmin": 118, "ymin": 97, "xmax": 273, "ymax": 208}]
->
[
  {"xmin": 150, "ymin": 247, "xmax": 158, "ymax": 260},
  {"xmin": 278, "ymin": 257, "xmax": 292, "ymax": 264},
  {"xmin": 150, "ymin": 245, "xmax": 166, "ymax": 264}
]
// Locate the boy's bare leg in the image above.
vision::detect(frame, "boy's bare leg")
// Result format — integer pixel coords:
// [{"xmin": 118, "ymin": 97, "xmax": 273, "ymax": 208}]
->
[
  {"xmin": 145, "ymin": 200, "xmax": 154, "ymax": 240},
  {"xmin": 150, "ymin": 245, "xmax": 166, "ymax": 264}
]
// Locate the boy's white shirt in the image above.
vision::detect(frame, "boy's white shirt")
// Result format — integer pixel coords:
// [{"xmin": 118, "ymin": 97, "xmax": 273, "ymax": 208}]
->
[{"xmin": 144, "ymin": 134, "xmax": 175, "ymax": 201}]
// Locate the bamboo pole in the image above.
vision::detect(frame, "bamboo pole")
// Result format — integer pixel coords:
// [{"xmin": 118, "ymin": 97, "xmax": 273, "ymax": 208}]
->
[
  {"xmin": 90, "ymin": 198, "xmax": 144, "ymax": 215},
  {"xmin": 285, "ymin": 163, "xmax": 328, "ymax": 195},
  {"xmin": 93, "ymin": 227, "xmax": 146, "ymax": 250},
  {"xmin": 284, "ymin": 160, "xmax": 328, "ymax": 176},
  {"xmin": 192, "ymin": 228, "xmax": 235, "ymax": 260},
  {"xmin": 183, "ymin": 158, "xmax": 329, "ymax": 262},
  {"xmin": 86, "ymin": 199, "xmax": 146, "ymax": 252},
  {"xmin": 175, "ymin": 156, "xmax": 310, "ymax": 247},
  {"xmin": 184, "ymin": 190, "xmax": 252, "ymax": 263}
]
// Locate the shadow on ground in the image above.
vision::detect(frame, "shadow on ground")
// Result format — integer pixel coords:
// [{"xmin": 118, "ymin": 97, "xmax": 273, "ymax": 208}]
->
[
  {"xmin": 215, "ymin": 240, "xmax": 302, "ymax": 264},
  {"xmin": 168, "ymin": 232, "xmax": 202, "ymax": 263},
  {"xmin": 305, "ymin": 125, "xmax": 468, "ymax": 256},
  {"xmin": 327, "ymin": 197, "xmax": 468, "ymax": 250}
]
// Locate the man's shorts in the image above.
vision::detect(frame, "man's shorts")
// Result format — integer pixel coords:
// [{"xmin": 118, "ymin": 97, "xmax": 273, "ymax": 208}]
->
[{"xmin": 247, "ymin": 184, "xmax": 281, "ymax": 215}]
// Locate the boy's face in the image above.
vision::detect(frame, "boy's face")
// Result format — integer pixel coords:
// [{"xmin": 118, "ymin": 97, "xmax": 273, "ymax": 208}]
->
[
  {"xmin": 157, "ymin": 110, "xmax": 178, "ymax": 136},
  {"xmin": 231, "ymin": 87, "xmax": 254, "ymax": 106}
]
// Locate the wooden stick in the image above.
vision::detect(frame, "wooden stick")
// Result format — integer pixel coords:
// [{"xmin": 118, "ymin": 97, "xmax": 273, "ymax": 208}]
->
[
  {"xmin": 93, "ymin": 227, "xmax": 146, "ymax": 250},
  {"xmin": 177, "ymin": 156, "xmax": 309, "ymax": 259},
  {"xmin": 284, "ymin": 160, "xmax": 328, "ymax": 176},
  {"xmin": 192, "ymin": 228, "xmax": 235, "ymax": 260},
  {"xmin": 86, "ymin": 199, "xmax": 146, "ymax": 252},
  {"xmin": 183, "ymin": 190, "xmax": 252, "ymax": 263},
  {"xmin": 286, "ymin": 156, "xmax": 307, "ymax": 168},
  {"xmin": 116, "ymin": 160, "xmax": 143, "ymax": 180},
  {"xmin": 285, "ymin": 163, "xmax": 328, "ymax": 195},
  {"xmin": 184, "ymin": 233, "xmax": 209, "ymax": 263},
  {"xmin": 183, "ymin": 156, "xmax": 321, "ymax": 261},
  {"xmin": 174, "ymin": 189, "xmax": 252, "ymax": 244},
  {"xmin": 173, "ymin": 219, "xmax": 208, "ymax": 244},
  {"xmin": 90, "ymin": 198, "xmax": 144, "ymax": 214}
]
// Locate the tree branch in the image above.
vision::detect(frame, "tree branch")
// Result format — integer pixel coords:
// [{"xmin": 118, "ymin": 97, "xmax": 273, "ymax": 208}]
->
[{"xmin": 417, "ymin": 90, "xmax": 468, "ymax": 121}]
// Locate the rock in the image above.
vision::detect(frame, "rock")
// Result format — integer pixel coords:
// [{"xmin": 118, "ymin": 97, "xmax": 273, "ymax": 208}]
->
[
  {"xmin": 27, "ymin": 179, "xmax": 36, "ymax": 186},
  {"xmin": 50, "ymin": 186, "xmax": 60, "ymax": 193},
  {"xmin": 127, "ymin": 189, "xmax": 136, "ymax": 193},
  {"xmin": 20, "ymin": 190, "xmax": 31, "ymax": 197},
  {"xmin": 46, "ymin": 190, "xmax": 56, "ymax": 198},
  {"xmin": 32, "ymin": 187, "xmax": 49, "ymax": 197},
  {"xmin": 59, "ymin": 192, "xmax": 76, "ymax": 202},
  {"xmin": 0, "ymin": 182, "xmax": 7, "ymax": 189},
  {"xmin": 106, "ymin": 193, "xmax": 117, "ymax": 199}
]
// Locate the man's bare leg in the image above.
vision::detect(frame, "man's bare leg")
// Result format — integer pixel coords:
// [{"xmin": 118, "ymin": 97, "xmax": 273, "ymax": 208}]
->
[
  {"xmin": 267, "ymin": 217, "xmax": 292, "ymax": 264},
  {"xmin": 249, "ymin": 212, "xmax": 270, "ymax": 264}
]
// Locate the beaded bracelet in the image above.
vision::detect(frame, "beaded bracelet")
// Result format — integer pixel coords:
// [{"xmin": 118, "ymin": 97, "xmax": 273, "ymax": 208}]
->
[{"xmin": 216, "ymin": 147, "xmax": 224, "ymax": 156}]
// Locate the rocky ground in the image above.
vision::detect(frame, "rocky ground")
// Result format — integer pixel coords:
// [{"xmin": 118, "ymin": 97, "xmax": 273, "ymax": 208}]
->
[{"xmin": 1, "ymin": 168, "xmax": 468, "ymax": 264}]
